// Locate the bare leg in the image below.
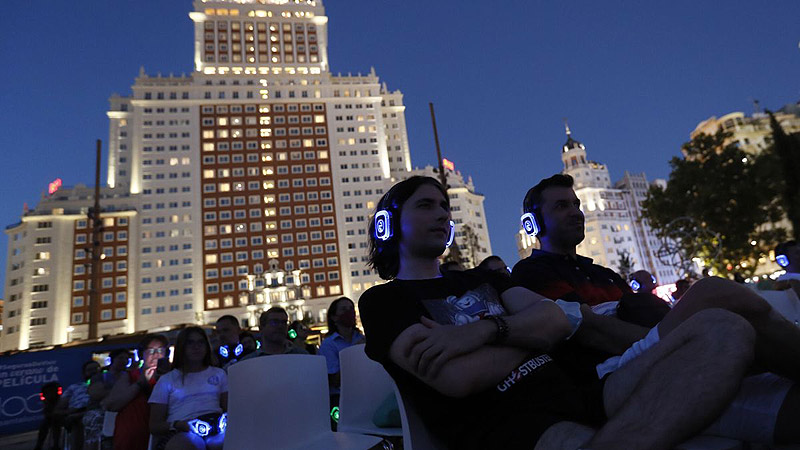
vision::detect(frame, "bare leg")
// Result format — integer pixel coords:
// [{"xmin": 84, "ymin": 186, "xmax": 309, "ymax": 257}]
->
[
  {"xmin": 658, "ymin": 277, "xmax": 800, "ymax": 380},
  {"xmin": 589, "ymin": 309, "xmax": 755, "ymax": 450}
]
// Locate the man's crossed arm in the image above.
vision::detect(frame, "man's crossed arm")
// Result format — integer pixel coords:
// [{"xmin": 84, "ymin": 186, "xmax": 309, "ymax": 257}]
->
[{"xmin": 389, "ymin": 287, "xmax": 572, "ymax": 398}]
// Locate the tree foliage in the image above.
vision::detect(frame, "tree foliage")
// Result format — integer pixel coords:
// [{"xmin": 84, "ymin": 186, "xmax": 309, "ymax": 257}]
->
[
  {"xmin": 642, "ymin": 130, "xmax": 787, "ymax": 278},
  {"xmin": 766, "ymin": 111, "xmax": 800, "ymax": 240}
]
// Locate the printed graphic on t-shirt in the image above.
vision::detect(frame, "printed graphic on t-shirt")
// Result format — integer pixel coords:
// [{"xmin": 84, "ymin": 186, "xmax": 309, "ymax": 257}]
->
[{"xmin": 421, "ymin": 283, "xmax": 507, "ymax": 326}]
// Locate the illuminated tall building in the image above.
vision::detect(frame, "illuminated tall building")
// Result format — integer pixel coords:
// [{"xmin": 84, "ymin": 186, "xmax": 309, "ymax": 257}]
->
[{"xmin": 2, "ymin": 0, "xmax": 418, "ymax": 349}]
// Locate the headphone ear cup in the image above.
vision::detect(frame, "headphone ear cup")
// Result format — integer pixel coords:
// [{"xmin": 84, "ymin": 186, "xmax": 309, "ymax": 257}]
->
[
  {"xmin": 533, "ymin": 208, "xmax": 545, "ymax": 236},
  {"xmin": 374, "ymin": 210, "xmax": 393, "ymax": 242}
]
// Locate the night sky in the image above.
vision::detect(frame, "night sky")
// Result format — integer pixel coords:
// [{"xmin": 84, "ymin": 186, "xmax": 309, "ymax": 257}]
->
[{"xmin": 1, "ymin": 0, "xmax": 799, "ymax": 295}]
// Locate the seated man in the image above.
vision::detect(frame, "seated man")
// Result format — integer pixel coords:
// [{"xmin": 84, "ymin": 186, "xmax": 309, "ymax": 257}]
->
[
  {"xmin": 619, "ymin": 270, "xmax": 672, "ymax": 327},
  {"xmin": 359, "ymin": 176, "xmax": 774, "ymax": 450},
  {"xmin": 513, "ymin": 173, "xmax": 800, "ymax": 445},
  {"xmin": 214, "ymin": 315, "xmax": 243, "ymax": 366},
  {"xmin": 227, "ymin": 307, "xmax": 307, "ymax": 369}
]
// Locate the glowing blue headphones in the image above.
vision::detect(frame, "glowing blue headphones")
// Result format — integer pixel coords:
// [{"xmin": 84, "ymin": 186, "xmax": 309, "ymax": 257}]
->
[
  {"xmin": 188, "ymin": 413, "xmax": 227, "ymax": 437},
  {"xmin": 521, "ymin": 212, "xmax": 541, "ymax": 237},
  {"xmin": 630, "ymin": 275, "xmax": 657, "ymax": 292},
  {"xmin": 219, "ymin": 343, "xmax": 243, "ymax": 359},
  {"xmin": 776, "ymin": 254, "xmax": 790, "ymax": 268},
  {"xmin": 374, "ymin": 209, "xmax": 456, "ymax": 248}
]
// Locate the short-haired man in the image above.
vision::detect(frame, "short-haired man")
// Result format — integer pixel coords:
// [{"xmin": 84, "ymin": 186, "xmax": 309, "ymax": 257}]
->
[
  {"xmin": 477, "ymin": 255, "xmax": 511, "ymax": 277},
  {"xmin": 231, "ymin": 308, "xmax": 308, "ymax": 367},
  {"xmin": 103, "ymin": 334, "xmax": 170, "ymax": 450},
  {"xmin": 359, "ymin": 176, "xmax": 770, "ymax": 449},
  {"xmin": 512, "ymin": 174, "xmax": 800, "ymax": 445},
  {"xmin": 215, "ymin": 315, "xmax": 242, "ymax": 365}
]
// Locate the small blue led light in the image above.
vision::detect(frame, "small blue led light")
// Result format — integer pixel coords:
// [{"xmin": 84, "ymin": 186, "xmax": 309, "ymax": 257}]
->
[
  {"xmin": 256, "ymin": 340, "xmax": 261, "ymax": 350},
  {"xmin": 520, "ymin": 213, "xmax": 540, "ymax": 237},
  {"xmin": 374, "ymin": 210, "xmax": 392, "ymax": 241},
  {"xmin": 219, "ymin": 346, "xmax": 229, "ymax": 359},
  {"xmin": 188, "ymin": 419, "xmax": 211, "ymax": 437},
  {"xmin": 776, "ymin": 254, "xmax": 790, "ymax": 268},
  {"xmin": 126, "ymin": 358, "xmax": 132, "ymax": 368},
  {"xmin": 630, "ymin": 280, "xmax": 641, "ymax": 292},
  {"xmin": 233, "ymin": 343, "xmax": 243, "ymax": 357}
]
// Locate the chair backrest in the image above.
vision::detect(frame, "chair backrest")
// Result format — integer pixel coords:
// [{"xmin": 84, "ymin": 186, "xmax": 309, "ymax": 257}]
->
[
  {"xmin": 392, "ymin": 383, "xmax": 445, "ymax": 450},
  {"xmin": 226, "ymin": 354, "xmax": 332, "ymax": 450},
  {"xmin": 338, "ymin": 345, "xmax": 401, "ymax": 434},
  {"xmin": 101, "ymin": 411, "xmax": 117, "ymax": 438}
]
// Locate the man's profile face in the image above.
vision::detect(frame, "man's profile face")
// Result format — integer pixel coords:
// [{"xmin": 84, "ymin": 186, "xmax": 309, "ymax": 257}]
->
[
  {"xmin": 262, "ymin": 312, "xmax": 289, "ymax": 344},
  {"xmin": 399, "ymin": 184, "xmax": 451, "ymax": 258},
  {"xmin": 216, "ymin": 319, "xmax": 240, "ymax": 346},
  {"xmin": 540, "ymin": 186, "xmax": 585, "ymax": 247}
]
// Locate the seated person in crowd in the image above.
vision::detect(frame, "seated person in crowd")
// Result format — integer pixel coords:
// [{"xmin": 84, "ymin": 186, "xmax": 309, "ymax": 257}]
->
[
  {"xmin": 358, "ymin": 176, "xmax": 788, "ymax": 449},
  {"xmin": 620, "ymin": 270, "xmax": 671, "ymax": 328},
  {"xmin": 774, "ymin": 240, "xmax": 800, "ymax": 283},
  {"xmin": 55, "ymin": 360, "xmax": 100, "ymax": 450},
  {"xmin": 103, "ymin": 334, "xmax": 170, "ymax": 450},
  {"xmin": 320, "ymin": 297, "xmax": 364, "ymax": 408},
  {"xmin": 84, "ymin": 349, "xmax": 130, "ymax": 448},
  {"xmin": 238, "ymin": 331, "xmax": 259, "ymax": 358},
  {"xmin": 214, "ymin": 315, "xmax": 243, "ymax": 366},
  {"xmin": 477, "ymin": 255, "xmax": 512, "ymax": 277},
  {"xmin": 672, "ymin": 278, "xmax": 692, "ymax": 301},
  {"xmin": 149, "ymin": 327, "xmax": 227, "ymax": 450},
  {"xmin": 289, "ymin": 320, "xmax": 317, "ymax": 355},
  {"xmin": 512, "ymin": 173, "xmax": 800, "ymax": 445},
  {"xmin": 231, "ymin": 307, "xmax": 308, "ymax": 367}
]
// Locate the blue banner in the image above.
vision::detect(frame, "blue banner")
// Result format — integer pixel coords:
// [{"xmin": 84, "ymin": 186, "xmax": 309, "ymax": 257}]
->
[{"xmin": 0, "ymin": 347, "xmax": 108, "ymax": 436}]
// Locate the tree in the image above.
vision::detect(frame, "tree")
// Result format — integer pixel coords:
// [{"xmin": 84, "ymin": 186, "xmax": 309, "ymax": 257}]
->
[
  {"xmin": 766, "ymin": 111, "xmax": 800, "ymax": 240},
  {"xmin": 617, "ymin": 251, "xmax": 635, "ymax": 279},
  {"xmin": 642, "ymin": 130, "xmax": 787, "ymax": 278}
]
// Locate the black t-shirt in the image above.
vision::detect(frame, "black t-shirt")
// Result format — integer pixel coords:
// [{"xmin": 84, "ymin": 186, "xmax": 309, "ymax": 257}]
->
[{"xmin": 359, "ymin": 269, "xmax": 592, "ymax": 449}]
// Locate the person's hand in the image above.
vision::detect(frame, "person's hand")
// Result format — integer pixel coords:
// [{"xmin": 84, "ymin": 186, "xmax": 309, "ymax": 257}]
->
[{"xmin": 408, "ymin": 317, "xmax": 492, "ymax": 378}]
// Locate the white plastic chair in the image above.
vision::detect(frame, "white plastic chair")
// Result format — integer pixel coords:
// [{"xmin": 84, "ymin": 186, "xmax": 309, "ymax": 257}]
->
[
  {"xmin": 338, "ymin": 345, "xmax": 403, "ymax": 438},
  {"xmin": 226, "ymin": 354, "xmax": 383, "ymax": 450},
  {"xmin": 392, "ymin": 382, "xmax": 445, "ymax": 450}
]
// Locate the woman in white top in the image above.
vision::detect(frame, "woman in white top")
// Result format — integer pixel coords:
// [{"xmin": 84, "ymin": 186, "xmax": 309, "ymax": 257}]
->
[{"xmin": 150, "ymin": 327, "xmax": 228, "ymax": 450}]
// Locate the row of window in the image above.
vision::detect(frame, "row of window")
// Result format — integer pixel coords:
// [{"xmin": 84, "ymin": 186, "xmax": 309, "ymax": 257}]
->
[
  {"xmin": 71, "ymin": 309, "xmax": 125, "ymax": 323},
  {"xmin": 74, "ymin": 246, "xmax": 128, "ymax": 260},
  {"xmin": 201, "ymin": 104, "xmax": 323, "ymax": 115},
  {"xmin": 74, "ymin": 261, "xmax": 127, "ymax": 274},
  {"xmin": 72, "ymin": 277, "xmax": 127, "ymax": 291},
  {"xmin": 202, "ymin": 176, "xmax": 331, "ymax": 194},
  {"xmin": 202, "ymin": 138, "xmax": 328, "ymax": 151},
  {"xmin": 140, "ymin": 288, "xmax": 192, "ymax": 299},
  {"xmin": 72, "ymin": 292, "xmax": 126, "ymax": 307},
  {"xmin": 141, "ymin": 303, "xmax": 193, "ymax": 315},
  {"xmin": 75, "ymin": 231, "xmax": 127, "ymax": 244}
]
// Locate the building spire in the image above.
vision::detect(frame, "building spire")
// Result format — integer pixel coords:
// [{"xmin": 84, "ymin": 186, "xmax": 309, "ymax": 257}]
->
[{"xmin": 563, "ymin": 118, "xmax": 571, "ymax": 136}]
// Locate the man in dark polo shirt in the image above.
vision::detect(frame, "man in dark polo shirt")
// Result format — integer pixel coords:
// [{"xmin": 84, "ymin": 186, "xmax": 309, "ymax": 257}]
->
[{"xmin": 511, "ymin": 174, "xmax": 800, "ymax": 445}]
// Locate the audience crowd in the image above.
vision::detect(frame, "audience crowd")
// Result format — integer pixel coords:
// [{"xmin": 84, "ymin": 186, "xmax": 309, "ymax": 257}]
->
[{"xmin": 34, "ymin": 175, "xmax": 800, "ymax": 450}]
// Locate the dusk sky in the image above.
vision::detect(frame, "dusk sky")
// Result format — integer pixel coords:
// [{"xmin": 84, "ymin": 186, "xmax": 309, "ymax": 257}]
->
[{"xmin": 1, "ymin": 0, "xmax": 799, "ymax": 295}]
